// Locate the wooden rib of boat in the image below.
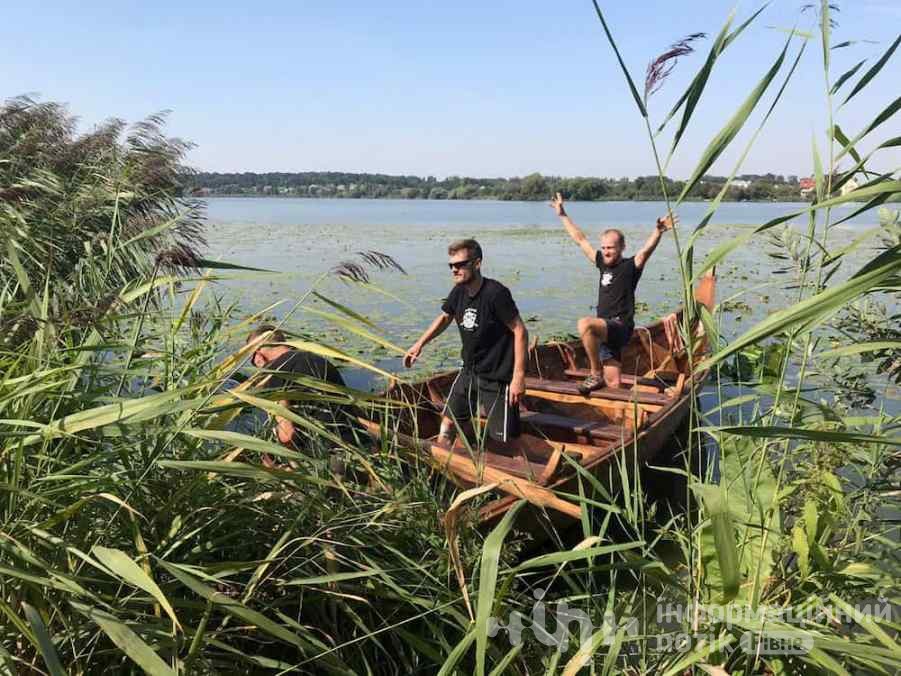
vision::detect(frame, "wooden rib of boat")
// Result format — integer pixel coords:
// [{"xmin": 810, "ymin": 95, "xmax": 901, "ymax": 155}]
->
[{"xmin": 358, "ymin": 270, "xmax": 716, "ymax": 529}]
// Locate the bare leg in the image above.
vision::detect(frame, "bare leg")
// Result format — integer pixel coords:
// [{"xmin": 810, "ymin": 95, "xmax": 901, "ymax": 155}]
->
[
  {"xmin": 577, "ymin": 317, "xmax": 609, "ymax": 375},
  {"xmin": 603, "ymin": 361, "xmax": 623, "ymax": 389},
  {"xmin": 438, "ymin": 416, "xmax": 457, "ymax": 445},
  {"xmin": 439, "ymin": 415, "xmax": 476, "ymax": 446}
]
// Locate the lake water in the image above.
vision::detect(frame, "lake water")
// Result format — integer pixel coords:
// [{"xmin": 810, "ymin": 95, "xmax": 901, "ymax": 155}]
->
[{"xmin": 202, "ymin": 197, "xmax": 894, "ymax": 398}]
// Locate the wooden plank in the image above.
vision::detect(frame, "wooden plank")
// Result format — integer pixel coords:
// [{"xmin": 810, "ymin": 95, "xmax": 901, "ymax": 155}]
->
[
  {"xmin": 450, "ymin": 443, "xmax": 546, "ymax": 482},
  {"xmin": 562, "ymin": 369, "xmax": 674, "ymax": 389},
  {"xmin": 355, "ymin": 419, "xmax": 582, "ymax": 519},
  {"xmin": 521, "ymin": 410, "xmax": 627, "ymax": 442},
  {"xmin": 524, "ymin": 390, "xmax": 652, "ymax": 427},
  {"xmin": 525, "ymin": 377, "xmax": 671, "ymax": 406}
]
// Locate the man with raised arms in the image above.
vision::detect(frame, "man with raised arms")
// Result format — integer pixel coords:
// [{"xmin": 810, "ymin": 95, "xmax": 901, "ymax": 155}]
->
[
  {"xmin": 550, "ymin": 193, "xmax": 675, "ymax": 394},
  {"xmin": 403, "ymin": 238, "xmax": 528, "ymax": 446}
]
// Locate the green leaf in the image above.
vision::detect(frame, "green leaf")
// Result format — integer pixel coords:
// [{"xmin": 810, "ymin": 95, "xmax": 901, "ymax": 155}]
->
[
  {"xmin": 694, "ymin": 180, "xmax": 901, "ymax": 280},
  {"xmin": 312, "ymin": 291, "xmax": 379, "ymax": 328},
  {"xmin": 661, "ymin": 634, "xmax": 736, "ymax": 676},
  {"xmin": 512, "ymin": 541, "xmax": 644, "ymax": 572},
  {"xmin": 475, "ymin": 500, "xmax": 525, "ymax": 676},
  {"xmin": 694, "ymin": 485, "xmax": 741, "ymax": 601},
  {"xmin": 830, "ymin": 59, "xmax": 866, "ymax": 95},
  {"xmin": 813, "ymin": 135, "xmax": 825, "ymax": 201},
  {"xmin": 659, "ymin": 9, "xmax": 737, "ymax": 150},
  {"xmin": 832, "ymin": 124, "xmax": 861, "ymax": 163},
  {"xmin": 706, "ymin": 426, "xmax": 901, "ymax": 447},
  {"xmin": 697, "ymin": 245, "xmax": 901, "ymax": 368},
  {"xmin": 77, "ymin": 605, "xmax": 176, "ymax": 676},
  {"xmin": 91, "ymin": 547, "xmax": 180, "ymax": 630},
  {"xmin": 677, "ymin": 33, "xmax": 792, "ymax": 202},
  {"xmin": 283, "ymin": 339, "xmax": 395, "ymax": 379},
  {"xmin": 438, "ymin": 629, "xmax": 477, "ymax": 676},
  {"xmin": 590, "ymin": 0, "xmax": 647, "ymax": 117},
  {"xmin": 15, "ymin": 385, "xmax": 205, "ymax": 448},
  {"xmin": 842, "ymin": 34, "xmax": 900, "ymax": 105},
  {"xmin": 192, "ymin": 257, "xmax": 276, "ymax": 272},
  {"xmin": 792, "ymin": 526, "xmax": 810, "ymax": 578},
  {"xmin": 281, "ymin": 568, "xmax": 386, "ymax": 586},
  {"xmin": 658, "ymin": 5, "xmax": 766, "ymax": 146},
  {"xmin": 803, "ymin": 498, "xmax": 819, "ymax": 545},
  {"xmin": 158, "ymin": 460, "xmax": 334, "ymax": 488},
  {"xmin": 181, "ymin": 428, "xmax": 321, "ymax": 463},
  {"xmin": 489, "ymin": 644, "xmax": 523, "ymax": 676},
  {"xmin": 819, "ymin": 341, "xmax": 901, "ymax": 358},
  {"xmin": 300, "ymin": 306, "xmax": 405, "ymax": 354},
  {"xmin": 22, "ymin": 603, "xmax": 66, "ymax": 676},
  {"xmin": 157, "ymin": 560, "xmax": 329, "ymax": 657}
]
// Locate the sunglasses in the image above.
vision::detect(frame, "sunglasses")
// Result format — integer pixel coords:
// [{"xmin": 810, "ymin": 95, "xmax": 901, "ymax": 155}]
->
[{"xmin": 448, "ymin": 257, "xmax": 478, "ymax": 271}]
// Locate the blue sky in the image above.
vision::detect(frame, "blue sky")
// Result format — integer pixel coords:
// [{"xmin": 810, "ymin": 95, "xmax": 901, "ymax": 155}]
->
[{"xmin": 6, "ymin": 1, "xmax": 899, "ymax": 178}]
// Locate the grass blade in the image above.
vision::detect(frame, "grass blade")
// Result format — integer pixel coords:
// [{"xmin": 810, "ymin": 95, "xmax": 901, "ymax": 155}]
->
[
  {"xmin": 475, "ymin": 500, "xmax": 525, "ymax": 676},
  {"xmin": 819, "ymin": 341, "xmax": 901, "ymax": 358},
  {"xmin": 677, "ymin": 33, "xmax": 792, "ymax": 202},
  {"xmin": 693, "ymin": 485, "xmax": 740, "ymax": 600},
  {"xmin": 699, "ymin": 245, "xmax": 900, "ymax": 369},
  {"xmin": 842, "ymin": 34, "xmax": 900, "ymax": 106},
  {"xmin": 590, "ymin": 0, "xmax": 647, "ymax": 117},
  {"xmin": 707, "ymin": 426, "xmax": 900, "ymax": 447},
  {"xmin": 91, "ymin": 546, "xmax": 181, "ymax": 630},
  {"xmin": 22, "ymin": 603, "xmax": 66, "ymax": 676},
  {"xmin": 830, "ymin": 59, "xmax": 866, "ymax": 95},
  {"xmin": 76, "ymin": 604, "xmax": 175, "ymax": 676}
]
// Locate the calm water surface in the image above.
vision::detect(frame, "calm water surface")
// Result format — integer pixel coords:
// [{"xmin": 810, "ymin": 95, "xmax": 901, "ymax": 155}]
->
[{"xmin": 202, "ymin": 198, "xmax": 892, "ymax": 399}]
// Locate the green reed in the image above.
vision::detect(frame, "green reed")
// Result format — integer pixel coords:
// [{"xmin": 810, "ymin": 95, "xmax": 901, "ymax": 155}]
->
[{"xmin": 1, "ymin": 3, "xmax": 900, "ymax": 673}]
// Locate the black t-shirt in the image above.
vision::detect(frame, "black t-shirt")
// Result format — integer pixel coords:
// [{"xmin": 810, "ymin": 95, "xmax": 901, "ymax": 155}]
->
[
  {"xmin": 266, "ymin": 350, "xmax": 346, "ymax": 390},
  {"xmin": 441, "ymin": 278, "xmax": 519, "ymax": 383},
  {"xmin": 595, "ymin": 253, "xmax": 643, "ymax": 327},
  {"xmin": 265, "ymin": 350, "xmax": 349, "ymax": 442}
]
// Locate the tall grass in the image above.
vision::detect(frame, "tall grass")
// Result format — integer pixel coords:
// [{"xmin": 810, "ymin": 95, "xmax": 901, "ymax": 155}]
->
[{"xmin": 1, "ymin": 2, "xmax": 900, "ymax": 673}]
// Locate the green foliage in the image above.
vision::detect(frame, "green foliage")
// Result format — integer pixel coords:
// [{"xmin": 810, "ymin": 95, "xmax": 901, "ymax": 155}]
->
[
  {"xmin": 2, "ymin": 3, "xmax": 900, "ymax": 673},
  {"xmin": 188, "ymin": 169, "xmax": 816, "ymax": 202}
]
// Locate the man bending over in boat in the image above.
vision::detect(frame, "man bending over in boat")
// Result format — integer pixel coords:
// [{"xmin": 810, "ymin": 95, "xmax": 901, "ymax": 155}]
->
[
  {"xmin": 403, "ymin": 239, "xmax": 529, "ymax": 446},
  {"xmin": 550, "ymin": 193, "xmax": 675, "ymax": 395},
  {"xmin": 246, "ymin": 324, "xmax": 352, "ymax": 472}
]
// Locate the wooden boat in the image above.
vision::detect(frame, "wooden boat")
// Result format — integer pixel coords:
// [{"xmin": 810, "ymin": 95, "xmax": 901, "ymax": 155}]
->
[{"xmin": 358, "ymin": 271, "xmax": 716, "ymax": 530}]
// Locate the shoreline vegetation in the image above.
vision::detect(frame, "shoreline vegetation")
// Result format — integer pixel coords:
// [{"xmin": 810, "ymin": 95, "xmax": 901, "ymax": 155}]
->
[
  {"xmin": 187, "ymin": 170, "xmax": 821, "ymax": 202},
  {"xmin": 3, "ymin": 1, "xmax": 900, "ymax": 674}
]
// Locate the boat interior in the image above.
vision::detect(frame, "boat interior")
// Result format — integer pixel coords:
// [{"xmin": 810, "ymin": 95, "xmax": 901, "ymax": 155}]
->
[{"xmin": 367, "ymin": 273, "xmax": 716, "ymax": 491}]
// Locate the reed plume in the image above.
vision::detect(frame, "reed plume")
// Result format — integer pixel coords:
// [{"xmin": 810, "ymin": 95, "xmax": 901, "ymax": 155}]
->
[{"xmin": 644, "ymin": 32, "xmax": 706, "ymax": 100}]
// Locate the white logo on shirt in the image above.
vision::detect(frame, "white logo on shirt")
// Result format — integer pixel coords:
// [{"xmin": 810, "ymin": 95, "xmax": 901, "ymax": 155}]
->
[
  {"xmin": 601, "ymin": 272, "xmax": 614, "ymax": 287},
  {"xmin": 462, "ymin": 308, "xmax": 478, "ymax": 330}
]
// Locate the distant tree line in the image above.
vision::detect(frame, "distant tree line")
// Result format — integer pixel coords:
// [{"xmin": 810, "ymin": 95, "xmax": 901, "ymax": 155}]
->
[{"xmin": 185, "ymin": 171, "xmax": 807, "ymax": 202}]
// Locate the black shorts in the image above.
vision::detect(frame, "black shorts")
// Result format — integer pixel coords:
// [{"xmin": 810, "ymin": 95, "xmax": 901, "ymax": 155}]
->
[
  {"xmin": 443, "ymin": 371, "xmax": 521, "ymax": 443},
  {"xmin": 598, "ymin": 318, "xmax": 633, "ymax": 362}
]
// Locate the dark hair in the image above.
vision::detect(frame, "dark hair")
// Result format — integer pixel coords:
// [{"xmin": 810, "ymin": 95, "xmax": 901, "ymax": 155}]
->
[
  {"xmin": 448, "ymin": 238, "xmax": 483, "ymax": 260},
  {"xmin": 246, "ymin": 323, "xmax": 286, "ymax": 344},
  {"xmin": 602, "ymin": 229, "xmax": 626, "ymax": 248}
]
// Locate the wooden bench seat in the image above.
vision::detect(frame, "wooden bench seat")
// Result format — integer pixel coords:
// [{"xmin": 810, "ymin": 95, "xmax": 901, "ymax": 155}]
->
[
  {"xmin": 524, "ymin": 377, "xmax": 671, "ymax": 407},
  {"xmin": 562, "ymin": 369, "xmax": 675, "ymax": 389},
  {"xmin": 521, "ymin": 410, "xmax": 627, "ymax": 442}
]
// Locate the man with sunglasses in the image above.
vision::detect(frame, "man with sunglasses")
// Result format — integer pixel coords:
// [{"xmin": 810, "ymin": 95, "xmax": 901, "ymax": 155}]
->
[
  {"xmin": 245, "ymin": 325, "xmax": 349, "ymax": 466},
  {"xmin": 403, "ymin": 239, "xmax": 528, "ymax": 446},
  {"xmin": 550, "ymin": 192, "xmax": 675, "ymax": 394}
]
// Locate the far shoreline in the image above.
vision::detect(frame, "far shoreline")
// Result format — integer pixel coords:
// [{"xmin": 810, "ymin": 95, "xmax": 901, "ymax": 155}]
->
[{"xmin": 196, "ymin": 194, "xmax": 818, "ymax": 205}]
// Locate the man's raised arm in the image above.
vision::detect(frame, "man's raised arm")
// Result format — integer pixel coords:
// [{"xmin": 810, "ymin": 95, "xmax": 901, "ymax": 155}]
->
[
  {"xmin": 550, "ymin": 193, "xmax": 596, "ymax": 264},
  {"xmin": 634, "ymin": 212, "xmax": 678, "ymax": 269}
]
